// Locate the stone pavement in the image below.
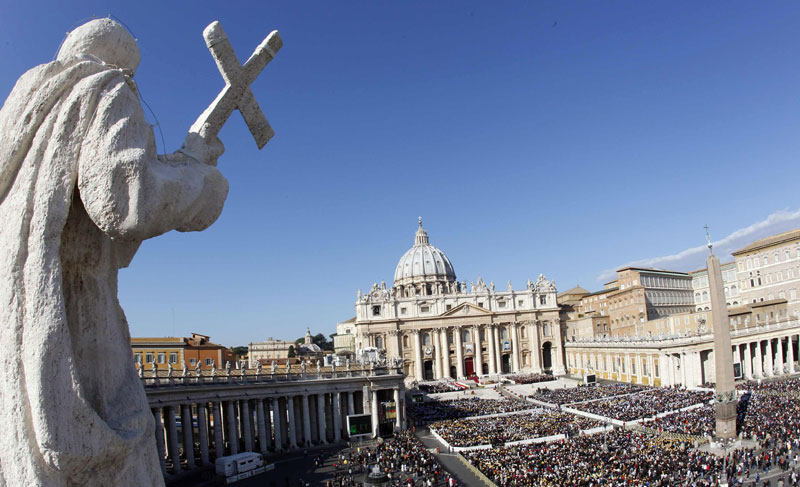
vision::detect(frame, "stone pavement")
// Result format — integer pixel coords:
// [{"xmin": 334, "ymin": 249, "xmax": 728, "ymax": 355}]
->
[{"xmin": 413, "ymin": 427, "xmax": 488, "ymax": 487}]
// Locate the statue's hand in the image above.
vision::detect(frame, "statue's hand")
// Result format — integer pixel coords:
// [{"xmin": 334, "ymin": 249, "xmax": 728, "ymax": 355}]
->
[{"xmin": 181, "ymin": 132, "xmax": 225, "ymax": 166}]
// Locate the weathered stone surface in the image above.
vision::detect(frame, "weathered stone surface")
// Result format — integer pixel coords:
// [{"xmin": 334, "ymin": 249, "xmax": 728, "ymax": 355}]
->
[{"xmin": 0, "ymin": 19, "xmax": 228, "ymax": 486}]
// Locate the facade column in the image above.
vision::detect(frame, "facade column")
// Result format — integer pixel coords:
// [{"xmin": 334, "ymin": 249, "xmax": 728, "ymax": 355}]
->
[
  {"xmin": 755, "ymin": 341, "xmax": 763, "ymax": 378},
  {"xmin": 455, "ymin": 326, "xmax": 465, "ymax": 379},
  {"xmin": 493, "ymin": 325, "xmax": 502, "ymax": 373},
  {"xmin": 486, "ymin": 325, "xmax": 497, "ymax": 375},
  {"xmin": 213, "ymin": 402, "xmax": 224, "ymax": 458},
  {"xmin": 153, "ymin": 407, "xmax": 167, "ymax": 476},
  {"xmin": 371, "ymin": 390, "xmax": 380, "ymax": 438},
  {"xmin": 789, "ymin": 335, "xmax": 796, "ymax": 374},
  {"xmin": 530, "ymin": 321, "xmax": 542, "ymax": 373},
  {"xmin": 241, "ymin": 400, "xmax": 253, "ymax": 452},
  {"xmin": 332, "ymin": 392, "xmax": 342, "ymax": 443},
  {"xmin": 473, "ymin": 325, "xmax": 484, "ymax": 377},
  {"xmin": 166, "ymin": 405, "xmax": 181, "ymax": 472},
  {"xmin": 197, "ymin": 403, "xmax": 210, "ymax": 465},
  {"xmin": 301, "ymin": 395, "xmax": 312, "ymax": 447},
  {"xmin": 317, "ymin": 393, "xmax": 327, "ymax": 444},
  {"xmin": 658, "ymin": 355, "xmax": 668, "ymax": 386},
  {"xmin": 441, "ymin": 328, "xmax": 451, "ymax": 379},
  {"xmin": 412, "ymin": 330, "xmax": 424, "ymax": 381},
  {"xmin": 552, "ymin": 318, "xmax": 566, "ymax": 375},
  {"xmin": 393, "ymin": 388, "xmax": 403, "ymax": 431},
  {"xmin": 181, "ymin": 404, "xmax": 196, "ymax": 468},
  {"xmin": 271, "ymin": 397, "xmax": 283, "ymax": 451},
  {"xmin": 778, "ymin": 337, "xmax": 786, "ymax": 375},
  {"xmin": 225, "ymin": 400, "xmax": 238, "ymax": 455},
  {"xmin": 256, "ymin": 399, "xmax": 269, "ymax": 455},
  {"xmin": 287, "ymin": 396, "xmax": 298, "ymax": 448},
  {"xmin": 510, "ymin": 323, "xmax": 521, "ymax": 372}
]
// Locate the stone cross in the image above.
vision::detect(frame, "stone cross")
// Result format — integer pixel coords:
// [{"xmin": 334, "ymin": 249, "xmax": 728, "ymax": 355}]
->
[{"xmin": 189, "ymin": 21, "xmax": 282, "ymax": 150}]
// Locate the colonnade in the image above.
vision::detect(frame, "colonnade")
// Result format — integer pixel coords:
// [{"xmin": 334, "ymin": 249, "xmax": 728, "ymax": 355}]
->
[
  {"xmin": 150, "ymin": 386, "xmax": 404, "ymax": 475},
  {"xmin": 567, "ymin": 332, "xmax": 800, "ymax": 388}
]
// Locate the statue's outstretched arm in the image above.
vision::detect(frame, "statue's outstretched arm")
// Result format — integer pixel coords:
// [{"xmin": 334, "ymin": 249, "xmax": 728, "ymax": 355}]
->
[{"xmin": 77, "ymin": 76, "xmax": 229, "ymax": 241}]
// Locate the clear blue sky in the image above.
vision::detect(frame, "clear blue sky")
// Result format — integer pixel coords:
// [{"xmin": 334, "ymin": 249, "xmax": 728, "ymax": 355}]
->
[{"xmin": 3, "ymin": 2, "xmax": 800, "ymax": 347}]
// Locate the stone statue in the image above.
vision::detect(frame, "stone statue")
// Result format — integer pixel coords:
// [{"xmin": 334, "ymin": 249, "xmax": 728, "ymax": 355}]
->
[
  {"xmin": 151, "ymin": 361, "xmax": 158, "ymax": 377},
  {"xmin": 138, "ymin": 363, "xmax": 144, "ymax": 378},
  {"xmin": 316, "ymin": 360, "xmax": 321, "ymax": 375},
  {"xmin": 331, "ymin": 362, "xmax": 337, "ymax": 375},
  {"xmin": 285, "ymin": 359, "xmax": 291, "ymax": 373},
  {"xmin": 225, "ymin": 361, "xmax": 232, "ymax": 375},
  {"xmin": 301, "ymin": 360, "xmax": 307, "ymax": 374},
  {"xmin": 346, "ymin": 357, "xmax": 351, "ymax": 371},
  {"xmin": 182, "ymin": 363, "xmax": 189, "ymax": 377},
  {"xmin": 167, "ymin": 362, "xmax": 174, "ymax": 378},
  {"xmin": 195, "ymin": 360, "xmax": 202, "ymax": 375},
  {"xmin": 490, "ymin": 281, "xmax": 495, "ymax": 292},
  {"xmin": 0, "ymin": 17, "xmax": 283, "ymax": 486},
  {"xmin": 256, "ymin": 362, "xmax": 262, "ymax": 376},
  {"xmin": 271, "ymin": 360, "xmax": 277, "ymax": 374},
  {"xmin": 508, "ymin": 280, "xmax": 513, "ymax": 291},
  {"xmin": 211, "ymin": 361, "xmax": 217, "ymax": 377}
]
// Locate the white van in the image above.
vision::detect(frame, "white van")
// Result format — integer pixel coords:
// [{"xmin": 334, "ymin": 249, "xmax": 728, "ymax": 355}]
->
[{"xmin": 215, "ymin": 452, "xmax": 263, "ymax": 477}]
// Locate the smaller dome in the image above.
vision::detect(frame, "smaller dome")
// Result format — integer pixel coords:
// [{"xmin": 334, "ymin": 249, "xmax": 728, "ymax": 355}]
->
[{"xmin": 393, "ymin": 218, "xmax": 456, "ymax": 287}]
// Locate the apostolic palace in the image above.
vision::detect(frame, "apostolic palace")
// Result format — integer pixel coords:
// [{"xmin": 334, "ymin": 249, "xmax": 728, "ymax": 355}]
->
[{"xmin": 336, "ymin": 219, "xmax": 566, "ymax": 381}]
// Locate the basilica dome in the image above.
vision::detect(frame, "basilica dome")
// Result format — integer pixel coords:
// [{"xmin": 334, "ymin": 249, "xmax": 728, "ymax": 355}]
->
[{"xmin": 393, "ymin": 219, "xmax": 456, "ymax": 287}]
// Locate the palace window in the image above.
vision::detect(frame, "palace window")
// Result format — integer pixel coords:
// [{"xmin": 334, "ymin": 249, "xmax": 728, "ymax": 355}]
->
[
  {"xmin": 169, "ymin": 353, "xmax": 178, "ymax": 364},
  {"xmin": 423, "ymin": 333, "xmax": 431, "ymax": 346},
  {"xmin": 498, "ymin": 301, "xmax": 506, "ymax": 308},
  {"xmin": 518, "ymin": 300, "xmax": 524, "ymax": 307},
  {"xmin": 542, "ymin": 323, "xmax": 550, "ymax": 336},
  {"xmin": 146, "ymin": 353, "xmax": 154, "ymax": 363},
  {"xmin": 157, "ymin": 353, "xmax": 165, "ymax": 364},
  {"xmin": 477, "ymin": 302, "xmax": 484, "ymax": 308},
  {"xmin": 205, "ymin": 358, "xmax": 213, "ymax": 366},
  {"xmin": 134, "ymin": 353, "xmax": 142, "ymax": 364},
  {"xmin": 420, "ymin": 305, "xmax": 430, "ymax": 313},
  {"xmin": 375, "ymin": 336, "xmax": 383, "ymax": 349},
  {"xmin": 400, "ymin": 307, "xmax": 407, "ymax": 315},
  {"xmin": 189, "ymin": 358, "xmax": 196, "ymax": 365},
  {"xmin": 539, "ymin": 295, "xmax": 547, "ymax": 305},
  {"xmin": 446, "ymin": 304, "xmax": 452, "ymax": 311},
  {"xmin": 403, "ymin": 335, "xmax": 409, "ymax": 348},
  {"xmin": 372, "ymin": 305, "xmax": 381, "ymax": 316}
]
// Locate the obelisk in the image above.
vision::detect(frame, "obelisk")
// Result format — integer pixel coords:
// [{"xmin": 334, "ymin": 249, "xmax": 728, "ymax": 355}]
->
[{"xmin": 707, "ymin": 228, "xmax": 737, "ymax": 439}]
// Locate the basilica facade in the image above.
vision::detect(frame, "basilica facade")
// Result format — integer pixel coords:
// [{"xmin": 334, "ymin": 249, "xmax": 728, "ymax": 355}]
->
[{"xmin": 336, "ymin": 219, "xmax": 566, "ymax": 381}]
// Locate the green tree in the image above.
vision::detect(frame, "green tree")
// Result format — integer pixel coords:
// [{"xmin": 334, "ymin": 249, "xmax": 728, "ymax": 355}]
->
[
  {"xmin": 231, "ymin": 346, "xmax": 248, "ymax": 357},
  {"xmin": 287, "ymin": 345, "xmax": 295, "ymax": 358}
]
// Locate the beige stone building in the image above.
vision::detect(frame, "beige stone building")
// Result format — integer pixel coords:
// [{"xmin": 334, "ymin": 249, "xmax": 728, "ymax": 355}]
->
[
  {"xmin": 690, "ymin": 261, "xmax": 740, "ymax": 311},
  {"xmin": 337, "ymin": 220, "xmax": 565, "ymax": 381},
  {"xmin": 733, "ymin": 228, "xmax": 800, "ymax": 317}
]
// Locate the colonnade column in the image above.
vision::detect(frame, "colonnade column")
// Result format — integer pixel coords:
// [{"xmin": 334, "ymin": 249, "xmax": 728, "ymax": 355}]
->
[
  {"xmin": 789, "ymin": 335, "xmax": 796, "ymax": 374},
  {"xmin": 197, "ymin": 403, "xmax": 210, "ymax": 465},
  {"xmin": 778, "ymin": 337, "xmax": 786, "ymax": 375},
  {"xmin": 332, "ymin": 392, "xmax": 342, "ymax": 443},
  {"xmin": 371, "ymin": 390, "xmax": 380, "ymax": 438},
  {"xmin": 765, "ymin": 339, "xmax": 774, "ymax": 377},
  {"xmin": 301, "ymin": 395, "xmax": 312, "ymax": 447},
  {"xmin": 441, "ymin": 328, "xmax": 451, "ymax": 379},
  {"xmin": 680, "ymin": 353, "xmax": 688, "ymax": 386},
  {"xmin": 287, "ymin": 396, "xmax": 298, "ymax": 448},
  {"xmin": 744, "ymin": 343, "xmax": 753, "ymax": 379},
  {"xmin": 241, "ymin": 400, "xmax": 253, "ymax": 452},
  {"xmin": 755, "ymin": 341, "xmax": 763, "ymax": 378},
  {"xmin": 473, "ymin": 325, "xmax": 484, "ymax": 377},
  {"xmin": 213, "ymin": 402, "xmax": 224, "ymax": 457},
  {"xmin": 271, "ymin": 397, "xmax": 283, "ymax": 451},
  {"xmin": 317, "ymin": 394, "xmax": 327, "ymax": 444},
  {"xmin": 226, "ymin": 401, "xmax": 238, "ymax": 455},
  {"xmin": 412, "ymin": 330, "xmax": 424, "ymax": 381},
  {"xmin": 486, "ymin": 325, "xmax": 497, "ymax": 375},
  {"xmin": 256, "ymin": 399, "xmax": 268, "ymax": 455},
  {"xmin": 455, "ymin": 327, "xmax": 464, "ymax": 379},
  {"xmin": 658, "ymin": 355, "xmax": 669, "ymax": 386},
  {"xmin": 166, "ymin": 406, "xmax": 181, "ymax": 472},
  {"xmin": 153, "ymin": 407, "xmax": 167, "ymax": 476}
]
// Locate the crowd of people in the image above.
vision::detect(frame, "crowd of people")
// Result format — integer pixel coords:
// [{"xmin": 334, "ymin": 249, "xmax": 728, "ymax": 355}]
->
[
  {"xmin": 505, "ymin": 373, "xmax": 555, "ymax": 385},
  {"xmin": 416, "ymin": 382, "xmax": 464, "ymax": 394},
  {"xmin": 324, "ymin": 431, "xmax": 454, "ymax": 486},
  {"xmin": 528, "ymin": 383, "xmax": 646, "ymax": 405},
  {"xmin": 571, "ymin": 388, "xmax": 712, "ymax": 422},
  {"xmin": 407, "ymin": 398, "xmax": 533, "ymax": 424},
  {"xmin": 430, "ymin": 410, "xmax": 604, "ymax": 447},
  {"xmin": 642, "ymin": 404, "xmax": 715, "ymax": 437},
  {"xmin": 465, "ymin": 428, "xmax": 724, "ymax": 486}
]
